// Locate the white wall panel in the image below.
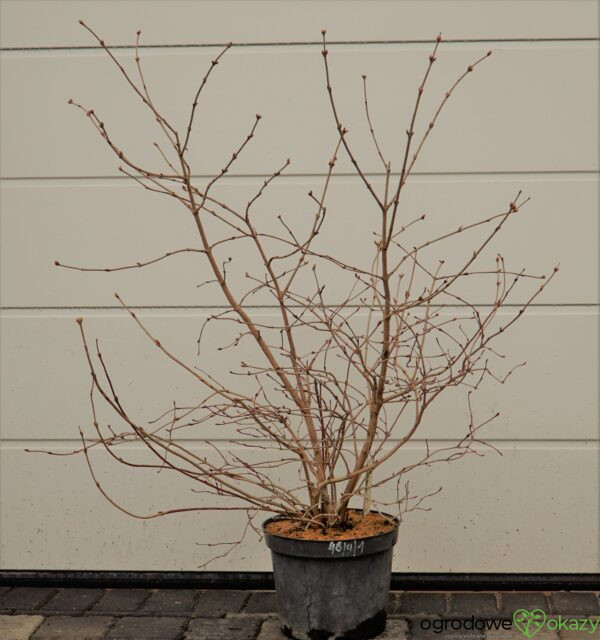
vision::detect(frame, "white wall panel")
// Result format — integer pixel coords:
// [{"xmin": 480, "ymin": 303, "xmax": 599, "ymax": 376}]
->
[
  {"xmin": 0, "ymin": 0, "xmax": 597, "ymax": 573},
  {"xmin": 1, "ymin": 175, "xmax": 596, "ymax": 308},
  {"xmin": 1, "ymin": 1, "xmax": 598, "ymax": 48},
  {"xmin": 1, "ymin": 309, "xmax": 597, "ymax": 442},
  {"xmin": 1, "ymin": 442, "xmax": 597, "ymax": 571},
  {"xmin": 1, "ymin": 44, "xmax": 598, "ymax": 178}
]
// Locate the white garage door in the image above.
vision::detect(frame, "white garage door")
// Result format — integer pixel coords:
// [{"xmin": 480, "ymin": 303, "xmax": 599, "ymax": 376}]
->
[{"xmin": 0, "ymin": 0, "xmax": 598, "ymax": 572}]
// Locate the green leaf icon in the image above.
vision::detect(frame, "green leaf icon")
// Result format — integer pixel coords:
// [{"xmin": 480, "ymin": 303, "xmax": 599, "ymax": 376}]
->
[{"xmin": 513, "ymin": 609, "xmax": 547, "ymax": 638}]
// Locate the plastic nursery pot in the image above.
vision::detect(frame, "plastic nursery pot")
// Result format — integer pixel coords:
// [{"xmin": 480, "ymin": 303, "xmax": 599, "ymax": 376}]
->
[{"xmin": 262, "ymin": 511, "xmax": 399, "ymax": 640}]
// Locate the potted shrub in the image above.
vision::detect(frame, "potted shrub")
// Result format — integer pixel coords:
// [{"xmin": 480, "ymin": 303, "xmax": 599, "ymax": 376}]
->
[{"xmin": 47, "ymin": 22, "xmax": 556, "ymax": 639}]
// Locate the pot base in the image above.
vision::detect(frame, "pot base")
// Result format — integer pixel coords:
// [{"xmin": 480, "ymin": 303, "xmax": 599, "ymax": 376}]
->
[{"xmin": 281, "ymin": 608, "xmax": 386, "ymax": 640}]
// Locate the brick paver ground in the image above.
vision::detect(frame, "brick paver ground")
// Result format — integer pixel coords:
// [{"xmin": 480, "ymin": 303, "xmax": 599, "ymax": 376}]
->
[
  {"xmin": 0, "ymin": 588, "xmax": 597, "ymax": 639},
  {"xmin": 0, "ymin": 614, "xmax": 43, "ymax": 640},
  {"xmin": 501, "ymin": 593, "xmax": 550, "ymax": 615},
  {"xmin": 30, "ymin": 615, "xmax": 114, "ymax": 640}
]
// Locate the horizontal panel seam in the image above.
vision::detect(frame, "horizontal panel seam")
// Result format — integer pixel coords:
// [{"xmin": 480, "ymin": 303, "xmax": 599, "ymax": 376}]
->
[
  {"xmin": 2, "ymin": 37, "xmax": 599, "ymax": 53},
  {"xmin": 3, "ymin": 304, "xmax": 588, "ymax": 309},
  {"xmin": 2, "ymin": 304, "xmax": 599, "ymax": 311},
  {"xmin": 2, "ymin": 171, "xmax": 599, "ymax": 182},
  {"xmin": 2, "ymin": 439, "xmax": 598, "ymax": 444}
]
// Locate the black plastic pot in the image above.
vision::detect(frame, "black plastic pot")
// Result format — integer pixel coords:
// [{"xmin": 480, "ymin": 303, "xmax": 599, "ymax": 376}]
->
[{"xmin": 262, "ymin": 513, "xmax": 399, "ymax": 640}]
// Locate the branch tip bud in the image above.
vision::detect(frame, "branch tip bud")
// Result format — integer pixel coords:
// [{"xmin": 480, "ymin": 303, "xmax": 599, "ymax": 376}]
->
[
  {"xmin": 75, "ymin": 317, "xmax": 83, "ymax": 325},
  {"xmin": 54, "ymin": 260, "xmax": 59, "ymax": 266}
]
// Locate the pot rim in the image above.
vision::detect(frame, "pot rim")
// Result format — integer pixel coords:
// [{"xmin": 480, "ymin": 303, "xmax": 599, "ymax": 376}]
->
[{"xmin": 261, "ymin": 508, "xmax": 399, "ymax": 543}]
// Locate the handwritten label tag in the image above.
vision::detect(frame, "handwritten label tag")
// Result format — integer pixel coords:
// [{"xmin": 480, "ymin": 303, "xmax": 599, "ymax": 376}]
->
[{"xmin": 328, "ymin": 539, "xmax": 365, "ymax": 557}]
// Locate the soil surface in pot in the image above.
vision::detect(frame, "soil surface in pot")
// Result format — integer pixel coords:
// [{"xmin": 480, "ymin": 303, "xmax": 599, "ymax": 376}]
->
[{"xmin": 265, "ymin": 510, "xmax": 396, "ymax": 540}]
